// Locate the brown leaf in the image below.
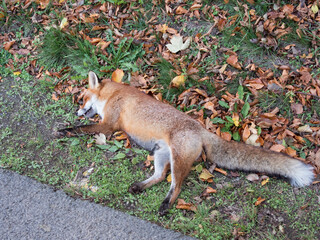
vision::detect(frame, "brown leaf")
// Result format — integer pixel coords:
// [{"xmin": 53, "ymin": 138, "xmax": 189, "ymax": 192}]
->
[
  {"xmin": 227, "ymin": 55, "xmax": 242, "ymax": 70},
  {"xmin": 285, "ymin": 147, "xmax": 296, "ymax": 157},
  {"xmin": 221, "ymin": 131, "xmax": 231, "ymax": 141},
  {"xmin": 215, "ymin": 167, "xmax": 227, "ymax": 176},
  {"xmin": 201, "ymin": 186, "xmax": 217, "ymax": 198},
  {"xmin": 254, "ymin": 197, "xmax": 265, "ymax": 206},
  {"xmin": 282, "ymin": 4, "xmax": 295, "ymax": 14},
  {"xmin": 51, "ymin": 93, "xmax": 59, "ymax": 101},
  {"xmin": 176, "ymin": 199, "xmax": 197, "ymax": 212},
  {"xmin": 244, "ymin": 78, "xmax": 264, "ymax": 90},
  {"xmin": 130, "ymin": 72, "xmax": 148, "ymax": 87},
  {"xmin": 242, "ymin": 124, "xmax": 251, "ymax": 142},
  {"xmin": 17, "ymin": 49, "xmax": 30, "ymax": 55},
  {"xmin": 291, "ymin": 103, "xmax": 303, "ymax": 114},
  {"xmin": 203, "ymin": 102, "xmax": 215, "ymax": 112},
  {"xmin": 270, "ymin": 144, "xmax": 285, "ymax": 152},
  {"xmin": 175, "ymin": 6, "xmax": 188, "ymax": 15},
  {"xmin": 4, "ymin": 41, "xmax": 16, "ymax": 50},
  {"xmin": 217, "ymin": 18, "xmax": 227, "ymax": 31}
]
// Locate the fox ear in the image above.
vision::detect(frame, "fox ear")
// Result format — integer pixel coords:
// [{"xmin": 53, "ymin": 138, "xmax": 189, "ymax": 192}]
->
[{"xmin": 88, "ymin": 71, "xmax": 99, "ymax": 89}]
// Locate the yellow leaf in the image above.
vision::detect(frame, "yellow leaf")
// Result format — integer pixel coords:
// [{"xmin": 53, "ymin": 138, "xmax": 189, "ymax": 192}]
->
[
  {"xmin": 199, "ymin": 169, "xmax": 214, "ymax": 181},
  {"xmin": 261, "ymin": 177, "xmax": 269, "ymax": 186},
  {"xmin": 111, "ymin": 69, "xmax": 124, "ymax": 83},
  {"xmin": 13, "ymin": 71, "xmax": 21, "ymax": 76},
  {"xmin": 59, "ymin": 17, "xmax": 68, "ymax": 29},
  {"xmin": 171, "ymin": 75, "xmax": 185, "ymax": 87},
  {"xmin": 232, "ymin": 113, "xmax": 240, "ymax": 127},
  {"xmin": 311, "ymin": 4, "xmax": 319, "ymax": 14},
  {"xmin": 167, "ymin": 173, "xmax": 172, "ymax": 182},
  {"xmin": 156, "ymin": 24, "xmax": 168, "ymax": 33}
]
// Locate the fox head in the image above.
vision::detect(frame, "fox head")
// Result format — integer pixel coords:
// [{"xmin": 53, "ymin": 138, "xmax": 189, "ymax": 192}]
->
[{"xmin": 77, "ymin": 71, "xmax": 105, "ymax": 119}]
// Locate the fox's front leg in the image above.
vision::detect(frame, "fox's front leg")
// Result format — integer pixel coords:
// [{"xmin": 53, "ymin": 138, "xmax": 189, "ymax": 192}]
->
[{"xmin": 55, "ymin": 123, "xmax": 112, "ymax": 137}]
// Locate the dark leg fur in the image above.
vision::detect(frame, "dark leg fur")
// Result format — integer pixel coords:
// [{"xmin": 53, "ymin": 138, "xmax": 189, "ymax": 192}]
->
[
  {"xmin": 158, "ymin": 189, "xmax": 173, "ymax": 216},
  {"xmin": 128, "ymin": 182, "xmax": 144, "ymax": 194},
  {"xmin": 54, "ymin": 124, "xmax": 112, "ymax": 138}
]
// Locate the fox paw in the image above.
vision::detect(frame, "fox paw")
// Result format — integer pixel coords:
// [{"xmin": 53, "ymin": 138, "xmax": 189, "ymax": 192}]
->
[
  {"xmin": 158, "ymin": 199, "xmax": 170, "ymax": 216},
  {"xmin": 128, "ymin": 182, "xmax": 143, "ymax": 194},
  {"xmin": 53, "ymin": 128, "xmax": 75, "ymax": 138}
]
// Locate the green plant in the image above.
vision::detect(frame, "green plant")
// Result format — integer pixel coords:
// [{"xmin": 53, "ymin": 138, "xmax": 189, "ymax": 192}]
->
[
  {"xmin": 38, "ymin": 28, "xmax": 76, "ymax": 69},
  {"xmin": 100, "ymin": 30, "xmax": 144, "ymax": 73},
  {"xmin": 212, "ymin": 86, "xmax": 251, "ymax": 141}
]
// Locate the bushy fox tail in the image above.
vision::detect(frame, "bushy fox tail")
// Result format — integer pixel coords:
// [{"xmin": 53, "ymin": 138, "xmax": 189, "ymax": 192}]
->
[{"xmin": 202, "ymin": 131, "xmax": 314, "ymax": 187}]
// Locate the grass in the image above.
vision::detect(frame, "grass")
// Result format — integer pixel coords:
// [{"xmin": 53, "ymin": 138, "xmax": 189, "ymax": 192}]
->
[
  {"xmin": 1, "ymin": 65, "xmax": 319, "ymax": 238},
  {"xmin": 39, "ymin": 28, "xmax": 144, "ymax": 79}
]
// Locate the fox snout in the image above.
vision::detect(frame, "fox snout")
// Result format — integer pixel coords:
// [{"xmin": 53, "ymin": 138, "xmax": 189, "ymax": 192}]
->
[{"xmin": 77, "ymin": 105, "xmax": 97, "ymax": 118}]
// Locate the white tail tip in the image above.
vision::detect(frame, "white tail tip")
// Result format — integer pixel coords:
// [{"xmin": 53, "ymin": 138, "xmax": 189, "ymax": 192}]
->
[{"xmin": 289, "ymin": 161, "xmax": 314, "ymax": 187}]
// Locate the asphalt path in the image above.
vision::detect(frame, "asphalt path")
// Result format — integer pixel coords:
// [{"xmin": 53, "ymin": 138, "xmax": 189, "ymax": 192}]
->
[{"xmin": 0, "ymin": 168, "xmax": 195, "ymax": 240}]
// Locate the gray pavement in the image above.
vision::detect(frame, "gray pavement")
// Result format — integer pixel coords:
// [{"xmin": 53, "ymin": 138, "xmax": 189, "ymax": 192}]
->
[{"xmin": 0, "ymin": 168, "xmax": 195, "ymax": 240}]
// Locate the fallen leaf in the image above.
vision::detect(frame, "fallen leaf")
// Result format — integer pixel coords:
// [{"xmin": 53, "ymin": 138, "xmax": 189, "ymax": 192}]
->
[
  {"xmin": 176, "ymin": 199, "xmax": 197, "ymax": 212},
  {"xmin": 221, "ymin": 131, "xmax": 232, "ymax": 141},
  {"xmin": 297, "ymin": 125, "xmax": 313, "ymax": 133},
  {"xmin": 205, "ymin": 186, "xmax": 217, "ymax": 194},
  {"xmin": 245, "ymin": 134, "xmax": 261, "ymax": 147},
  {"xmin": 199, "ymin": 168, "xmax": 214, "ymax": 181},
  {"xmin": 215, "ymin": 167, "xmax": 227, "ymax": 176},
  {"xmin": 232, "ymin": 113, "xmax": 240, "ymax": 127},
  {"xmin": 111, "ymin": 69, "xmax": 124, "ymax": 83},
  {"xmin": 227, "ymin": 55, "xmax": 242, "ymax": 70},
  {"xmin": 246, "ymin": 173, "xmax": 259, "ymax": 182},
  {"xmin": 51, "ymin": 93, "xmax": 59, "ymax": 101},
  {"xmin": 291, "ymin": 103, "xmax": 303, "ymax": 114},
  {"xmin": 285, "ymin": 147, "xmax": 296, "ymax": 157},
  {"xmin": 311, "ymin": 4, "xmax": 319, "ymax": 14},
  {"xmin": 59, "ymin": 17, "xmax": 68, "ymax": 29},
  {"xmin": 166, "ymin": 35, "xmax": 191, "ymax": 53},
  {"xmin": 176, "ymin": 6, "xmax": 188, "ymax": 14},
  {"xmin": 261, "ymin": 177, "xmax": 269, "ymax": 186},
  {"xmin": 13, "ymin": 71, "xmax": 21, "ymax": 76},
  {"xmin": 94, "ymin": 133, "xmax": 106, "ymax": 145},
  {"xmin": 270, "ymin": 144, "xmax": 285, "ymax": 152},
  {"xmin": 201, "ymin": 186, "xmax": 217, "ymax": 198},
  {"xmin": 4, "ymin": 41, "xmax": 16, "ymax": 51},
  {"xmin": 171, "ymin": 75, "xmax": 185, "ymax": 87},
  {"xmin": 242, "ymin": 125, "xmax": 251, "ymax": 142},
  {"xmin": 0, "ymin": 11, "xmax": 5, "ymax": 20},
  {"xmin": 254, "ymin": 197, "xmax": 265, "ymax": 206},
  {"xmin": 167, "ymin": 173, "xmax": 172, "ymax": 182}
]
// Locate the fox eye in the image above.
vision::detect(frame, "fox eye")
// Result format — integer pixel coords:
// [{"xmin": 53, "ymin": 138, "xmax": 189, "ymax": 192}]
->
[{"xmin": 78, "ymin": 99, "xmax": 83, "ymax": 105}]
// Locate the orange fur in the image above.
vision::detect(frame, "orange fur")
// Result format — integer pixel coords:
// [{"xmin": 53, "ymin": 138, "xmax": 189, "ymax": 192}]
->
[{"xmin": 57, "ymin": 72, "xmax": 314, "ymax": 215}]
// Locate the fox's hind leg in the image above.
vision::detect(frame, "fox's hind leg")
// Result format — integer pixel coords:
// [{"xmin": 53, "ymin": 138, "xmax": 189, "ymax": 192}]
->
[
  {"xmin": 129, "ymin": 140, "xmax": 171, "ymax": 194},
  {"xmin": 158, "ymin": 133, "xmax": 203, "ymax": 215}
]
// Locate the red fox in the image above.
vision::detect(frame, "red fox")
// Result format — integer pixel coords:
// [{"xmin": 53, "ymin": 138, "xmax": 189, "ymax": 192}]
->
[{"xmin": 56, "ymin": 71, "xmax": 314, "ymax": 215}]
